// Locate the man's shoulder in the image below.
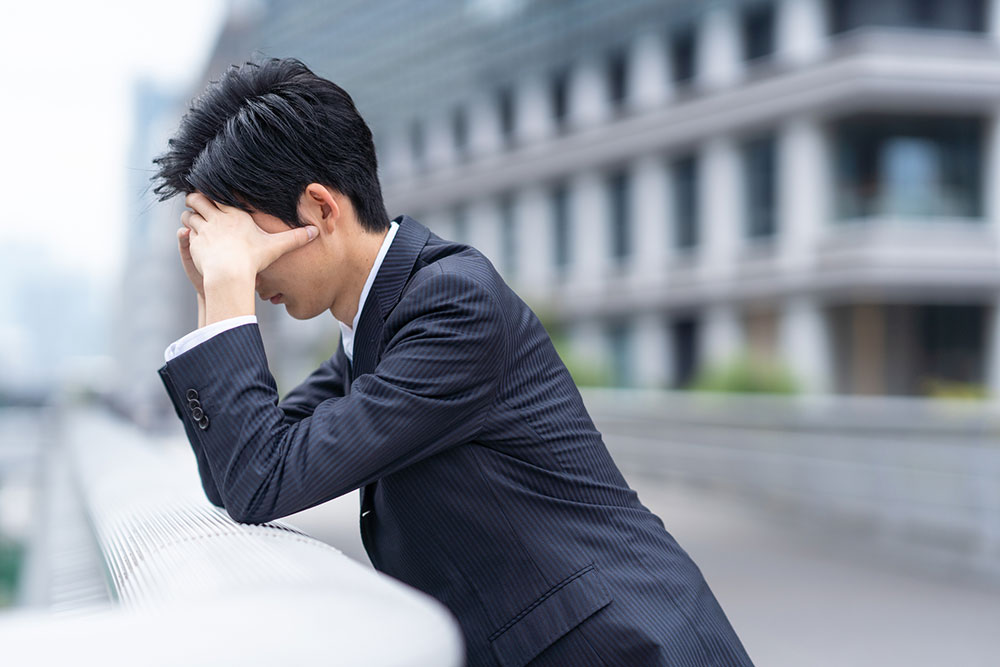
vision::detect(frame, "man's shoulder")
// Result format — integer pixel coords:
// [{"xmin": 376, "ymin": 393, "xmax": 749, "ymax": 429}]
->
[{"xmin": 405, "ymin": 235, "xmax": 508, "ymax": 305}]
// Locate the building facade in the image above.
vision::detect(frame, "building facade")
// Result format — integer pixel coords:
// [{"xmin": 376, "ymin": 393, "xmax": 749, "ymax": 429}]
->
[{"xmin": 127, "ymin": 0, "xmax": 1000, "ymax": 417}]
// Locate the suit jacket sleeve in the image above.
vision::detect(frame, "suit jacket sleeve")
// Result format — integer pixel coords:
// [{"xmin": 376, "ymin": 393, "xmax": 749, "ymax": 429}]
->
[
  {"xmin": 157, "ymin": 270, "xmax": 508, "ymax": 524},
  {"xmin": 157, "ymin": 325, "xmax": 350, "ymax": 508}
]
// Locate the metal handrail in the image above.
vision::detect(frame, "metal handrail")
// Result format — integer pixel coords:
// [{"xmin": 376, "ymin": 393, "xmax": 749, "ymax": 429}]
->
[{"xmin": 0, "ymin": 407, "xmax": 464, "ymax": 666}]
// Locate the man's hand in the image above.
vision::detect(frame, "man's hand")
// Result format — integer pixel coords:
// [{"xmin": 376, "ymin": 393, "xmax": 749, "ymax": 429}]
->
[
  {"xmin": 176, "ymin": 226, "xmax": 204, "ymax": 296},
  {"xmin": 179, "ymin": 191, "xmax": 318, "ymax": 325},
  {"xmin": 181, "ymin": 191, "xmax": 318, "ymax": 284}
]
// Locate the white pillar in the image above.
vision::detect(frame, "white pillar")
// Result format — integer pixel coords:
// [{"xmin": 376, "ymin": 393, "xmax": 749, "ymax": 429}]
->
[
  {"xmin": 468, "ymin": 198, "xmax": 501, "ymax": 268},
  {"xmin": 633, "ymin": 154, "xmax": 668, "ymax": 280},
  {"xmin": 697, "ymin": 0, "xmax": 742, "ymax": 92},
  {"xmin": 515, "ymin": 72, "xmax": 554, "ymax": 144},
  {"xmin": 629, "ymin": 29, "xmax": 671, "ymax": 112},
  {"xmin": 777, "ymin": 0, "xmax": 828, "ymax": 67},
  {"xmin": 779, "ymin": 116, "xmax": 826, "ymax": 273},
  {"xmin": 468, "ymin": 91, "xmax": 502, "ymax": 159},
  {"xmin": 702, "ymin": 302, "xmax": 742, "ymax": 369},
  {"xmin": 987, "ymin": 300, "xmax": 1000, "ymax": 402},
  {"xmin": 571, "ymin": 170, "xmax": 607, "ymax": 288},
  {"xmin": 517, "ymin": 185, "xmax": 552, "ymax": 293},
  {"xmin": 985, "ymin": 111, "xmax": 1000, "ymax": 239},
  {"xmin": 989, "ymin": 0, "xmax": 1000, "ymax": 42},
  {"xmin": 571, "ymin": 318, "xmax": 610, "ymax": 381},
  {"xmin": 780, "ymin": 294, "xmax": 832, "ymax": 394},
  {"xmin": 424, "ymin": 112, "xmax": 453, "ymax": 172},
  {"xmin": 700, "ymin": 137, "xmax": 739, "ymax": 281},
  {"xmin": 383, "ymin": 126, "xmax": 413, "ymax": 182},
  {"xmin": 634, "ymin": 313, "xmax": 669, "ymax": 389},
  {"xmin": 568, "ymin": 55, "xmax": 609, "ymax": 131}
]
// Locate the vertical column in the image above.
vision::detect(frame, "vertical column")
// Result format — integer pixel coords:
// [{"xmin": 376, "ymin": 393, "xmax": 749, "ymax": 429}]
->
[
  {"xmin": 468, "ymin": 90, "xmax": 502, "ymax": 159},
  {"xmin": 776, "ymin": 0, "xmax": 828, "ymax": 67},
  {"xmin": 985, "ymin": 300, "xmax": 1000, "ymax": 403},
  {"xmin": 424, "ymin": 112, "xmax": 453, "ymax": 172},
  {"xmin": 568, "ymin": 55, "xmax": 609, "ymax": 131},
  {"xmin": 779, "ymin": 116, "xmax": 826, "ymax": 273},
  {"xmin": 989, "ymin": 0, "xmax": 1000, "ymax": 43},
  {"xmin": 697, "ymin": 0, "xmax": 742, "ymax": 92},
  {"xmin": 780, "ymin": 294, "xmax": 833, "ymax": 394},
  {"xmin": 383, "ymin": 125, "xmax": 413, "ymax": 183},
  {"xmin": 570, "ymin": 318, "xmax": 610, "ymax": 383},
  {"xmin": 700, "ymin": 137, "xmax": 739, "ymax": 281},
  {"xmin": 629, "ymin": 29, "xmax": 671, "ymax": 112},
  {"xmin": 633, "ymin": 313, "xmax": 669, "ymax": 389},
  {"xmin": 468, "ymin": 198, "xmax": 501, "ymax": 269},
  {"xmin": 984, "ymin": 110, "xmax": 1000, "ymax": 240},
  {"xmin": 633, "ymin": 154, "xmax": 668, "ymax": 281},
  {"xmin": 517, "ymin": 185, "xmax": 552, "ymax": 295},
  {"xmin": 571, "ymin": 170, "xmax": 608, "ymax": 289},
  {"xmin": 702, "ymin": 302, "xmax": 742, "ymax": 371},
  {"xmin": 515, "ymin": 72, "xmax": 554, "ymax": 144}
]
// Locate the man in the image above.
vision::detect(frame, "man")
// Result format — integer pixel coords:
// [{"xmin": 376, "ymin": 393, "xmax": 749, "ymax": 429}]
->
[{"xmin": 151, "ymin": 57, "xmax": 753, "ymax": 667}]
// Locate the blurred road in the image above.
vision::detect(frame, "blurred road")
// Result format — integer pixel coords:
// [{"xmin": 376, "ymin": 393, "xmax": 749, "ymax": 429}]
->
[{"xmin": 282, "ymin": 474, "xmax": 1000, "ymax": 667}]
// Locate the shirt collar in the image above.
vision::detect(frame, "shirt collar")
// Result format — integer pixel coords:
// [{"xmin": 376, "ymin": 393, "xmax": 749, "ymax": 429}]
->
[{"xmin": 338, "ymin": 220, "xmax": 399, "ymax": 363}]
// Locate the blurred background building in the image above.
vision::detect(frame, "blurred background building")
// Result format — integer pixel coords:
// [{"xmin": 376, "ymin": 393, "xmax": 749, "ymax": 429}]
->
[{"xmin": 117, "ymin": 0, "xmax": 1000, "ymax": 427}]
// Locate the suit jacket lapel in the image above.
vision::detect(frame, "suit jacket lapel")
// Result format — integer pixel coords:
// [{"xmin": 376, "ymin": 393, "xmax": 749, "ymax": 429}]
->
[
  {"xmin": 355, "ymin": 215, "xmax": 431, "ymax": 517},
  {"xmin": 351, "ymin": 215, "xmax": 431, "ymax": 378}
]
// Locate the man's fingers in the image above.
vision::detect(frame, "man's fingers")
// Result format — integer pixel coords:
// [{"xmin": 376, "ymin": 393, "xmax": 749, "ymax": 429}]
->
[
  {"xmin": 264, "ymin": 226, "xmax": 319, "ymax": 263},
  {"xmin": 184, "ymin": 191, "xmax": 218, "ymax": 220},
  {"xmin": 181, "ymin": 210, "xmax": 205, "ymax": 232}
]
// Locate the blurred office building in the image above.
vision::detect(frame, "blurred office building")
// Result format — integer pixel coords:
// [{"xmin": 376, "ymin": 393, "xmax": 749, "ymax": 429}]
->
[{"xmin": 122, "ymin": 0, "xmax": 1000, "ymax": 423}]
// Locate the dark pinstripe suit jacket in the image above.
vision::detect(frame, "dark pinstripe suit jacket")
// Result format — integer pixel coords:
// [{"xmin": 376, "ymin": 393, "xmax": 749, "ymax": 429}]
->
[{"xmin": 158, "ymin": 214, "xmax": 753, "ymax": 667}]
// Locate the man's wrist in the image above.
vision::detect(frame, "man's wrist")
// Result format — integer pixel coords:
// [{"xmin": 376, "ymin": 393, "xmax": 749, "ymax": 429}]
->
[
  {"xmin": 204, "ymin": 273, "xmax": 255, "ymax": 325},
  {"xmin": 196, "ymin": 291, "xmax": 206, "ymax": 329}
]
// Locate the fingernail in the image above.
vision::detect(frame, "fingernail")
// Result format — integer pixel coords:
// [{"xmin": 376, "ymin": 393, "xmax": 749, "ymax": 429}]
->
[{"xmin": 307, "ymin": 226, "xmax": 318, "ymax": 240}]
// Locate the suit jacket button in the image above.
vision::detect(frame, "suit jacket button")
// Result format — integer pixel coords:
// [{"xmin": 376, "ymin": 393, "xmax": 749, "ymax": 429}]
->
[
  {"xmin": 186, "ymin": 388, "xmax": 199, "ymax": 401},
  {"xmin": 198, "ymin": 415, "xmax": 210, "ymax": 430},
  {"xmin": 191, "ymin": 406, "xmax": 204, "ymax": 421},
  {"xmin": 188, "ymin": 398, "xmax": 201, "ymax": 410}
]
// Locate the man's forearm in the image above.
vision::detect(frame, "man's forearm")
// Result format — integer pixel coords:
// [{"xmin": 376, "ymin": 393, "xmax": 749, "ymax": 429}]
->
[
  {"xmin": 204, "ymin": 274, "xmax": 255, "ymax": 325},
  {"xmin": 197, "ymin": 292, "xmax": 206, "ymax": 329}
]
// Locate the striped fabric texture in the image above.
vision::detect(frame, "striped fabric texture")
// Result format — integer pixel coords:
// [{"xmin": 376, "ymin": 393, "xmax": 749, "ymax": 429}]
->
[{"xmin": 158, "ymin": 214, "xmax": 754, "ymax": 666}]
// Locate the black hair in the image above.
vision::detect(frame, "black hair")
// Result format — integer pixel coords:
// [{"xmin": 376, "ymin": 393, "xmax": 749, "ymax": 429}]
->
[{"xmin": 150, "ymin": 56, "xmax": 389, "ymax": 234}]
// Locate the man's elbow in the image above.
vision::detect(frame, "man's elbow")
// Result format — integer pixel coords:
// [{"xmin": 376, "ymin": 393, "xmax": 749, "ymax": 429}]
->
[{"xmin": 220, "ymin": 493, "xmax": 272, "ymax": 525}]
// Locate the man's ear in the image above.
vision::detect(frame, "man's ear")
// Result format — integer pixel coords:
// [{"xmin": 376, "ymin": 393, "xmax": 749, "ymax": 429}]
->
[{"xmin": 300, "ymin": 183, "xmax": 341, "ymax": 234}]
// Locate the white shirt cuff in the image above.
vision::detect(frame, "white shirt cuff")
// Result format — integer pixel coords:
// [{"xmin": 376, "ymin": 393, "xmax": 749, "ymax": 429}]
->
[{"xmin": 164, "ymin": 315, "xmax": 258, "ymax": 362}]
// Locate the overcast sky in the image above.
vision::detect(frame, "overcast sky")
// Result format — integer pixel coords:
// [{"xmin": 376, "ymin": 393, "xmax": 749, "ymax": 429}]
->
[{"xmin": 0, "ymin": 0, "xmax": 227, "ymax": 387}]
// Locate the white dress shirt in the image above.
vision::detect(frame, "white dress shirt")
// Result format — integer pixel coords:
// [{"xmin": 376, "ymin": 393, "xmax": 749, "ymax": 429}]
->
[{"xmin": 164, "ymin": 220, "xmax": 400, "ymax": 364}]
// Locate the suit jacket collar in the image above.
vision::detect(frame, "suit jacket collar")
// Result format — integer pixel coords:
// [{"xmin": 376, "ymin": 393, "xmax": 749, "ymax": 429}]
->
[{"xmin": 351, "ymin": 215, "xmax": 431, "ymax": 379}]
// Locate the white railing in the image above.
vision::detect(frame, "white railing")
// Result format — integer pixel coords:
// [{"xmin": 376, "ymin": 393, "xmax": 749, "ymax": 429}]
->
[{"xmin": 0, "ymin": 407, "xmax": 464, "ymax": 666}]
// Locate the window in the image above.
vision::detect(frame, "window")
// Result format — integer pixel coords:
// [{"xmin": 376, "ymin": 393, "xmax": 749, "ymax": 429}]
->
[
  {"xmin": 607, "ymin": 47, "xmax": 628, "ymax": 110},
  {"xmin": 498, "ymin": 192, "xmax": 517, "ymax": 278},
  {"xmin": 551, "ymin": 181, "xmax": 571, "ymax": 272},
  {"xmin": 608, "ymin": 169, "xmax": 631, "ymax": 263},
  {"xmin": 742, "ymin": 3, "xmax": 776, "ymax": 61},
  {"xmin": 672, "ymin": 316, "xmax": 700, "ymax": 389},
  {"xmin": 550, "ymin": 67, "xmax": 570, "ymax": 130},
  {"xmin": 497, "ymin": 85, "xmax": 515, "ymax": 146},
  {"xmin": 671, "ymin": 28, "xmax": 696, "ymax": 85},
  {"xmin": 833, "ymin": 115, "xmax": 983, "ymax": 220},
  {"xmin": 409, "ymin": 119, "xmax": 425, "ymax": 170},
  {"xmin": 742, "ymin": 133, "xmax": 778, "ymax": 239},
  {"xmin": 672, "ymin": 154, "xmax": 699, "ymax": 249},
  {"xmin": 452, "ymin": 106, "xmax": 468, "ymax": 160},
  {"xmin": 828, "ymin": 0, "xmax": 986, "ymax": 34}
]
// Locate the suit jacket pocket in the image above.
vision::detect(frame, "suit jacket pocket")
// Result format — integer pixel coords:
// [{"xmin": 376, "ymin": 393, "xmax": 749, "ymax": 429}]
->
[{"xmin": 488, "ymin": 562, "xmax": 613, "ymax": 667}]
